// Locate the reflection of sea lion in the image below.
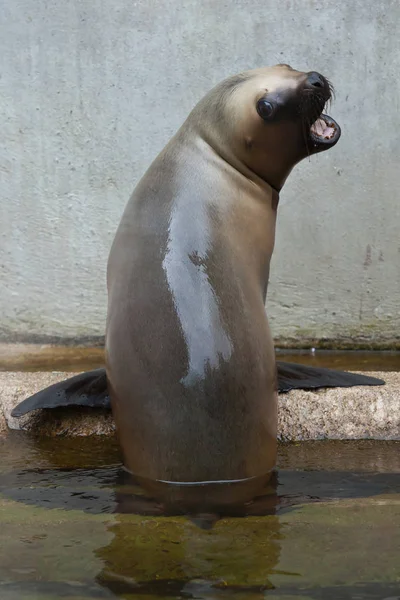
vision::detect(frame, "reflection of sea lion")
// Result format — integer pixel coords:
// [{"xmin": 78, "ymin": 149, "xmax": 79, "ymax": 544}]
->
[
  {"xmin": 95, "ymin": 509, "xmax": 282, "ymax": 595},
  {"xmin": 12, "ymin": 65, "xmax": 383, "ymax": 511}
]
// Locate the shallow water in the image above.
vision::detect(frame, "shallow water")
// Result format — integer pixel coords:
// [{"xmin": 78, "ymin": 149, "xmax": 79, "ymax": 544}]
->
[
  {"xmin": 0, "ymin": 434, "xmax": 399, "ymax": 599},
  {"xmin": 1, "ymin": 346, "xmax": 399, "ymax": 372}
]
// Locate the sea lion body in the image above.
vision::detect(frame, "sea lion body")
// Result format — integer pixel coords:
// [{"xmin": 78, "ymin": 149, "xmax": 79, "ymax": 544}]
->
[
  {"xmin": 106, "ymin": 124, "xmax": 278, "ymax": 487},
  {"xmin": 14, "ymin": 65, "xmax": 386, "ymax": 514},
  {"xmin": 105, "ymin": 65, "xmax": 338, "ymax": 502}
]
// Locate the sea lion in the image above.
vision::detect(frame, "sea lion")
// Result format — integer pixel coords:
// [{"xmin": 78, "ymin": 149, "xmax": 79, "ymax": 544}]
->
[{"xmin": 12, "ymin": 65, "xmax": 384, "ymax": 512}]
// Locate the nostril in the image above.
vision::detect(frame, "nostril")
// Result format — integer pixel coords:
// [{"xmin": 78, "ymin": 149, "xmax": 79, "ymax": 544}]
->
[{"xmin": 306, "ymin": 71, "xmax": 325, "ymax": 89}]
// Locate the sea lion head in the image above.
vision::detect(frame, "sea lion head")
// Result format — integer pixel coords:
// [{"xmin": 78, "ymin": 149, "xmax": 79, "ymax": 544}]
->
[{"xmin": 190, "ymin": 64, "xmax": 341, "ymax": 192}]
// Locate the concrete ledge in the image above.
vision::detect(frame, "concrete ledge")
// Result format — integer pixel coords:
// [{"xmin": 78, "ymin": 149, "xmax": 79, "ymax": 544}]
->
[
  {"xmin": 278, "ymin": 372, "xmax": 400, "ymax": 441},
  {"xmin": 0, "ymin": 371, "xmax": 399, "ymax": 440}
]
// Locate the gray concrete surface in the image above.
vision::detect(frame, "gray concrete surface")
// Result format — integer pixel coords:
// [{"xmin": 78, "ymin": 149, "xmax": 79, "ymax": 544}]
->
[
  {"xmin": 1, "ymin": 0, "xmax": 399, "ymax": 347},
  {"xmin": 1, "ymin": 371, "xmax": 399, "ymax": 440}
]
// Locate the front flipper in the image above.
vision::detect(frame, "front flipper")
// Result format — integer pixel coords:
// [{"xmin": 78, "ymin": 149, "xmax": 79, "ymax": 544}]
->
[
  {"xmin": 277, "ymin": 361, "xmax": 385, "ymax": 393},
  {"xmin": 11, "ymin": 368, "xmax": 110, "ymax": 417}
]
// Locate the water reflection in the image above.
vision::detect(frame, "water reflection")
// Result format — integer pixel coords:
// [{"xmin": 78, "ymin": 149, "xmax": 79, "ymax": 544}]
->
[
  {"xmin": 1, "ymin": 345, "xmax": 399, "ymax": 372},
  {"xmin": 96, "ymin": 511, "xmax": 282, "ymax": 595},
  {"xmin": 0, "ymin": 433, "xmax": 399, "ymax": 518},
  {"xmin": 1, "ymin": 433, "xmax": 400, "ymax": 599}
]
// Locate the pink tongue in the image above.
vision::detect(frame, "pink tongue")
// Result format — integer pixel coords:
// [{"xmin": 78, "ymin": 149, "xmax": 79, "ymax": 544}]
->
[{"xmin": 311, "ymin": 118, "xmax": 336, "ymax": 140}]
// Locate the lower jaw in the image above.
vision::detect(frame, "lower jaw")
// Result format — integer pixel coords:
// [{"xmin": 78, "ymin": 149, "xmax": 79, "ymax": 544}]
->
[{"xmin": 310, "ymin": 114, "xmax": 341, "ymax": 149}]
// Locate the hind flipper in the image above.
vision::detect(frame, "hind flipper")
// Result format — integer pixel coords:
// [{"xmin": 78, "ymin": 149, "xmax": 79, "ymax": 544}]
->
[
  {"xmin": 11, "ymin": 361, "xmax": 384, "ymax": 416},
  {"xmin": 11, "ymin": 368, "xmax": 110, "ymax": 417},
  {"xmin": 277, "ymin": 361, "xmax": 385, "ymax": 393}
]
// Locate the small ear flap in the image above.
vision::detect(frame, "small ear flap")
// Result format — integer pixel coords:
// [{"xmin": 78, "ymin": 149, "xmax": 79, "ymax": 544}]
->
[{"xmin": 256, "ymin": 98, "xmax": 276, "ymax": 120}]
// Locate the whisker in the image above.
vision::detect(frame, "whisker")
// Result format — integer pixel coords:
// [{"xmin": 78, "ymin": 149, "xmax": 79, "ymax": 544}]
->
[
  {"xmin": 300, "ymin": 100, "xmax": 315, "ymax": 160},
  {"xmin": 298, "ymin": 76, "xmax": 336, "ymax": 160},
  {"xmin": 302, "ymin": 117, "xmax": 311, "ymax": 160},
  {"xmin": 326, "ymin": 78, "xmax": 335, "ymax": 100}
]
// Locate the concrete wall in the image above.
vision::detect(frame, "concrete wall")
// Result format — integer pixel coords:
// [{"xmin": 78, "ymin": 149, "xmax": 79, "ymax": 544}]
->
[{"xmin": 1, "ymin": 0, "xmax": 399, "ymax": 348}]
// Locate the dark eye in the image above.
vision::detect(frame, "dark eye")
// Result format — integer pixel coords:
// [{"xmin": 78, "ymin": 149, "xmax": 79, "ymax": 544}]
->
[{"xmin": 256, "ymin": 99, "xmax": 275, "ymax": 120}]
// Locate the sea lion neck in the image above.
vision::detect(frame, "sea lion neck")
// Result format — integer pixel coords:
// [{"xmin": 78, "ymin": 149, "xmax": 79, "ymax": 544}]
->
[
  {"xmin": 271, "ymin": 188, "xmax": 280, "ymax": 211},
  {"xmin": 180, "ymin": 123, "xmax": 279, "ymax": 206},
  {"xmin": 183, "ymin": 101, "xmax": 288, "ymax": 199}
]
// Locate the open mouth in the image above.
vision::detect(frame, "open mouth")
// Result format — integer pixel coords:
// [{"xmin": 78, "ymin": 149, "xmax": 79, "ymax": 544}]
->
[{"xmin": 309, "ymin": 113, "xmax": 341, "ymax": 147}]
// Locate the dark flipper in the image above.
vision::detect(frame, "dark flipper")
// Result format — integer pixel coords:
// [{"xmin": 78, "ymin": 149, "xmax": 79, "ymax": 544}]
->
[
  {"xmin": 11, "ymin": 361, "xmax": 385, "ymax": 418},
  {"xmin": 277, "ymin": 361, "xmax": 385, "ymax": 393},
  {"xmin": 11, "ymin": 368, "xmax": 110, "ymax": 417}
]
